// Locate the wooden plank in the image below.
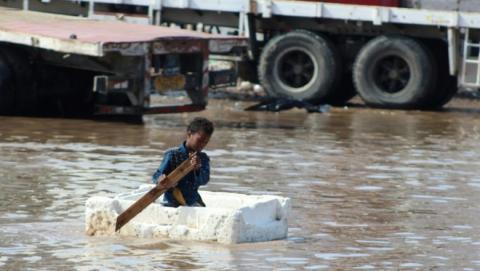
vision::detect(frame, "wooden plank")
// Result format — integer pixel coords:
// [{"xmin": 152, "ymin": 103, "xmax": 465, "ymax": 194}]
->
[{"xmin": 115, "ymin": 153, "xmax": 195, "ymax": 231}]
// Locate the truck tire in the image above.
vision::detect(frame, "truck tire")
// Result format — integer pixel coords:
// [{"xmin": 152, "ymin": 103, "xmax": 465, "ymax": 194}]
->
[
  {"xmin": 422, "ymin": 40, "xmax": 458, "ymax": 109},
  {"xmin": 326, "ymin": 71, "xmax": 356, "ymax": 106},
  {"xmin": 258, "ymin": 30, "xmax": 341, "ymax": 103},
  {"xmin": 426, "ymin": 75, "xmax": 457, "ymax": 109},
  {"xmin": 0, "ymin": 53, "xmax": 15, "ymax": 115},
  {"xmin": 353, "ymin": 36, "xmax": 437, "ymax": 109}
]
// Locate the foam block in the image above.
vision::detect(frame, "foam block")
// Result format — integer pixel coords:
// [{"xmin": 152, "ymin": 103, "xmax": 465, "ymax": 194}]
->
[{"xmin": 85, "ymin": 185, "xmax": 291, "ymax": 244}]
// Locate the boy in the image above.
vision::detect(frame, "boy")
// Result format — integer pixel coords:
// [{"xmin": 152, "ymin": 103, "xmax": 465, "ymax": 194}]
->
[{"xmin": 152, "ymin": 117, "xmax": 214, "ymax": 207}]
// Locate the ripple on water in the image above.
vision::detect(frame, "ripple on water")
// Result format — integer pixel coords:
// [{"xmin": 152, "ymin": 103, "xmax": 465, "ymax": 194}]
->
[
  {"xmin": 411, "ymin": 194, "xmax": 467, "ymax": 203},
  {"xmin": 353, "ymin": 185, "xmax": 383, "ymax": 191},
  {"xmin": 314, "ymin": 253, "xmax": 370, "ymax": 260},
  {"xmin": 430, "ymin": 256, "xmax": 449, "ymax": 260},
  {"xmin": 399, "ymin": 263, "xmax": 423, "ymax": 268},
  {"xmin": 453, "ymin": 225, "xmax": 473, "ymax": 230},
  {"xmin": 265, "ymin": 257, "xmax": 309, "ymax": 265},
  {"xmin": 0, "ymin": 256, "xmax": 8, "ymax": 267},
  {"xmin": 214, "ymin": 166, "xmax": 254, "ymax": 173},
  {"xmin": 427, "ymin": 184, "xmax": 456, "ymax": 191},
  {"xmin": 305, "ymin": 265, "xmax": 329, "ymax": 270},
  {"xmin": 353, "ymin": 265, "xmax": 375, "ymax": 270},
  {"xmin": 356, "ymin": 239, "xmax": 390, "ymax": 245},
  {"xmin": 467, "ymin": 182, "xmax": 480, "ymax": 188},
  {"xmin": 323, "ymin": 221, "xmax": 369, "ymax": 228}
]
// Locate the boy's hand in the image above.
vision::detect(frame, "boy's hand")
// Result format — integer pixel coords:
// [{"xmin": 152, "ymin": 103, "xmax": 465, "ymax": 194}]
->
[
  {"xmin": 159, "ymin": 174, "xmax": 180, "ymax": 189},
  {"xmin": 158, "ymin": 174, "xmax": 170, "ymax": 186},
  {"xmin": 190, "ymin": 153, "xmax": 201, "ymax": 170}
]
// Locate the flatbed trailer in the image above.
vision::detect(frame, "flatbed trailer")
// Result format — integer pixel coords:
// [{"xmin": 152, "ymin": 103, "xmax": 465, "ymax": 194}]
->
[{"xmin": 0, "ymin": 6, "xmax": 247, "ymax": 116}]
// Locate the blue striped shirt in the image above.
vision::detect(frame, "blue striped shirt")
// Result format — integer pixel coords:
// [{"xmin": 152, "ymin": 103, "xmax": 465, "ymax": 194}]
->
[{"xmin": 152, "ymin": 142, "xmax": 210, "ymax": 206}]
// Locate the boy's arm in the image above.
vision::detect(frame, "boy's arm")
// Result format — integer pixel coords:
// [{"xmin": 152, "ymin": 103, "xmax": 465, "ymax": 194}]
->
[
  {"xmin": 196, "ymin": 154, "xmax": 210, "ymax": 186},
  {"xmin": 152, "ymin": 151, "xmax": 173, "ymax": 184}
]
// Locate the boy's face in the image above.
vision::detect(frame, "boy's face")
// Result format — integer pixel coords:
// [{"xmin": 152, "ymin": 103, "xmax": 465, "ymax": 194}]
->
[{"xmin": 186, "ymin": 130, "xmax": 211, "ymax": 152}]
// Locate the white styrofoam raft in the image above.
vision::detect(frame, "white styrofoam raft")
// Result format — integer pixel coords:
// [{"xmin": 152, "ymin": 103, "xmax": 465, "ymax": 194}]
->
[{"xmin": 85, "ymin": 185, "xmax": 291, "ymax": 244}]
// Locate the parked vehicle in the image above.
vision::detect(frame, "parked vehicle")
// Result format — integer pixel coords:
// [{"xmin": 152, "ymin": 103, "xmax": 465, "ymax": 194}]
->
[
  {"xmin": 0, "ymin": 6, "xmax": 246, "ymax": 117},
  {"xmin": 2, "ymin": 0, "xmax": 480, "ymax": 109}
]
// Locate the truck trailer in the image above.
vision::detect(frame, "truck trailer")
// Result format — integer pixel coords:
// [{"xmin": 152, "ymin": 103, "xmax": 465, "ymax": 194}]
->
[
  {"xmin": 2, "ymin": 0, "xmax": 480, "ymax": 110},
  {"xmin": 0, "ymin": 6, "xmax": 247, "ymax": 117}
]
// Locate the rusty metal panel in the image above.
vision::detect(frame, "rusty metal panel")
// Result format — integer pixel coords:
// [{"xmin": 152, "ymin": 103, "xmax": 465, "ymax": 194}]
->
[
  {"xmin": 209, "ymin": 38, "xmax": 248, "ymax": 54},
  {"xmin": 152, "ymin": 40, "xmax": 204, "ymax": 55},
  {"xmin": 102, "ymin": 43, "xmax": 147, "ymax": 56}
]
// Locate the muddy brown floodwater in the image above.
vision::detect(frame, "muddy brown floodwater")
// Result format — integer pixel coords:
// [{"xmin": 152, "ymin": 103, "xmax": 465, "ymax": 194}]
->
[{"xmin": 1, "ymin": 98, "xmax": 480, "ymax": 270}]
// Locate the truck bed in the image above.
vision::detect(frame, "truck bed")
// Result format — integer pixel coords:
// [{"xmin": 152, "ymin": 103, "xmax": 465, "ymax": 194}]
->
[
  {"xmin": 89, "ymin": 0, "xmax": 480, "ymax": 30},
  {"xmin": 0, "ymin": 7, "xmax": 247, "ymax": 57},
  {"xmin": 258, "ymin": 0, "xmax": 480, "ymax": 29}
]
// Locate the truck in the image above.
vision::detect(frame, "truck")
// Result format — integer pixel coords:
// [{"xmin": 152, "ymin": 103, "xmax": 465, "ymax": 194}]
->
[
  {"xmin": 1, "ymin": 1, "xmax": 480, "ymax": 110},
  {"xmin": 0, "ymin": 6, "xmax": 247, "ymax": 118}
]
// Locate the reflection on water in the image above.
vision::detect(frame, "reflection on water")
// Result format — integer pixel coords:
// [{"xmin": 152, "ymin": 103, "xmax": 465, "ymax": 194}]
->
[{"xmin": 1, "ymin": 99, "xmax": 480, "ymax": 270}]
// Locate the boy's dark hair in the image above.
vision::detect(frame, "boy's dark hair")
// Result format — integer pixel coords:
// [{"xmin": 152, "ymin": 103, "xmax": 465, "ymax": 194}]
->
[{"xmin": 187, "ymin": 117, "xmax": 214, "ymax": 135}]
